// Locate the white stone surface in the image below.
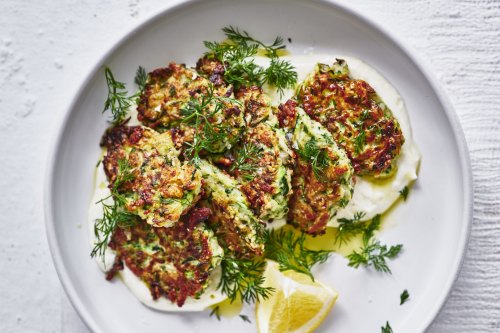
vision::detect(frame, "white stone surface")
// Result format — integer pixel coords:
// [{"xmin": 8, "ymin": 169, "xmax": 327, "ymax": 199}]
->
[{"xmin": 0, "ymin": 0, "xmax": 498, "ymax": 332}]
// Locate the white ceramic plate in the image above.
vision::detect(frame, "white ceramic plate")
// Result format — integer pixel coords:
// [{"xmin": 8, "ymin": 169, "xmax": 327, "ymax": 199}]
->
[{"xmin": 44, "ymin": 0, "xmax": 472, "ymax": 332}]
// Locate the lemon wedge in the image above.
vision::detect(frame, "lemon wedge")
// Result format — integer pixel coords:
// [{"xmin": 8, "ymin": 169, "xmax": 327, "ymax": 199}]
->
[{"xmin": 256, "ymin": 260, "xmax": 339, "ymax": 333}]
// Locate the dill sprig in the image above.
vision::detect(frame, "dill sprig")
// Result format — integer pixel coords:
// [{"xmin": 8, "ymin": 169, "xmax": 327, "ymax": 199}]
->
[
  {"xmin": 335, "ymin": 211, "xmax": 367, "ymax": 244},
  {"xmin": 222, "ymin": 26, "xmax": 286, "ymax": 58},
  {"xmin": 230, "ymin": 142, "xmax": 263, "ymax": 181},
  {"xmin": 103, "ymin": 66, "xmax": 147, "ymax": 124},
  {"xmin": 297, "ymin": 139, "xmax": 330, "ymax": 178},
  {"xmin": 218, "ymin": 256, "xmax": 275, "ymax": 304},
  {"xmin": 264, "ymin": 229, "xmax": 332, "ymax": 281},
  {"xmin": 204, "ymin": 26, "xmax": 297, "ymax": 94},
  {"xmin": 347, "ymin": 238, "xmax": 403, "ymax": 274},
  {"xmin": 91, "ymin": 159, "xmax": 137, "ymax": 259},
  {"xmin": 134, "ymin": 66, "xmax": 148, "ymax": 93},
  {"xmin": 400, "ymin": 289, "xmax": 410, "ymax": 305},
  {"xmin": 381, "ymin": 321, "xmax": 393, "ymax": 333},
  {"xmin": 209, "ymin": 306, "xmax": 221, "ymax": 321},
  {"xmin": 180, "ymin": 85, "xmax": 241, "ymax": 165},
  {"xmin": 399, "ymin": 186, "xmax": 409, "ymax": 201}
]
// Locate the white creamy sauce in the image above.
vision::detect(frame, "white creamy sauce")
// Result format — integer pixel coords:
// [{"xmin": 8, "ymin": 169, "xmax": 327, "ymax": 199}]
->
[{"xmin": 89, "ymin": 53, "xmax": 420, "ymax": 311}]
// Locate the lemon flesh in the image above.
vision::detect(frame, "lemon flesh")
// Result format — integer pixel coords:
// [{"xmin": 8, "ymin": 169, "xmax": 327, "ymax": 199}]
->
[{"xmin": 256, "ymin": 260, "xmax": 338, "ymax": 333}]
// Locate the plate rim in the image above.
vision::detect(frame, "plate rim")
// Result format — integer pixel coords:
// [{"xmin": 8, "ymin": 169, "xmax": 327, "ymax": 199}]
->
[{"xmin": 43, "ymin": 0, "xmax": 473, "ymax": 332}]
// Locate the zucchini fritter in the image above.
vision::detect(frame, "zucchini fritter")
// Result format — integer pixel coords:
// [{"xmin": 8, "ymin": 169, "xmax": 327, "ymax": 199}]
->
[
  {"xmin": 107, "ymin": 206, "xmax": 223, "ymax": 307},
  {"xmin": 278, "ymin": 102, "xmax": 354, "ymax": 235},
  {"xmin": 225, "ymin": 86, "xmax": 295, "ymax": 220},
  {"xmin": 101, "ymin": 124, "xmax": 202, "ymax": 227},
  {"xmin": 136, "ymin": 62, "xmax": 244, "ymax": 154},
  {"xmin": 198, "ymin": 160, "xmax": 265, "ymax": 257},
  {"xmin": 296, "ymin": 59, "xmax": 404, "ymax": 178}
]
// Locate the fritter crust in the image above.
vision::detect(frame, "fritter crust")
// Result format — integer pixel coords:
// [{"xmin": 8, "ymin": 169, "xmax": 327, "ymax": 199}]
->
[
  {"xmin": 101, "ymin": 124, "xmax": 202, "ymax": 227},
  {"xmin": 136, "ymin": 62, "xmax": 244, "ymax": 154},
  {"xmin": 107, "ymin": 206, "xmax": 222, "ymax": 307},
  {"xmin": 296, "ymin": 59, "xmax": 404, "ymax": 178},
  {"xmin": 199, "ymin": 160, "xmax": 265, "ymax": 258},
  {"xmin": 279, "ymin": 104, "xmax": 354, "ymax": 235}
]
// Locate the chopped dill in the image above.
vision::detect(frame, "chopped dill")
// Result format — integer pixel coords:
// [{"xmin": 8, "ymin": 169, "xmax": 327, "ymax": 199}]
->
[
  {"xmin": 381, "ymin": 321, "xmax": 393, "ymax": 333},
  {"xmin": 400, "ymin": 289, "xmax": 410, "ymax": 305},
  {"xmin": 230, "ymin": 142, "xmax": 263, "ymax": 181},
  {"xmin": 297, "ymin": 139, "xmax": 330, "ymax": 178},
  {"xmin": 180, "ymin": 84, "xmax": 242, "ymax": 165},
  {"xmin": 264, "ymin": 229, "xmax": 332, "ymax": 281},
  {"xmin": 399, "ymin": 186, "xmax": 409, "ymax": 201}
]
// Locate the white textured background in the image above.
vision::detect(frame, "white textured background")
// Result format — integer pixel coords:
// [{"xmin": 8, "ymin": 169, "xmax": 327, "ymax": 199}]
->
[{"xmin": 0, "ymin": 0, "xmax": 498, "ymax": 332}]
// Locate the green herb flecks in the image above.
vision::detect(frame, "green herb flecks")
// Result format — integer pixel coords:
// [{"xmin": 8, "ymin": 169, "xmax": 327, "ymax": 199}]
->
[
  {"xmin": 399, "ymin": 186, "xmax": 409, "ymax": 201},
  {"xmin": 91, "ymin": 159, "xmax": 137, "ymax": 259},
  {"xmin": 381, "ymin": 321, "xmax": 393, "ymax": 333},
  {"xmin": 264, "ymin": 229, "xmax": 332, "ymax": 281},
  {"xmin": 218, "ymin": 256, "xmax": 274, "ymax": 304},
  {"xmin": 239, "ymin": 314, "xmax": 252, "ymax": 323},
  {"xmin": 400, "ymin": 289, "xmax": 410, "ymax": 305},
  {"xmin": 297, "ymin": 139, "xmax": 330, "ymax": 179},
  {"xmin": 180, "ymin": 84, "xmax": 242, "ymax": 165},
  {"xmin": 134, "ymin": 66, "xmax": 148, "ymax": 93},
  {"xmin": 230, "ymin": 142, "xmax": 264, "ymax": 181},
  {"xmin": 209, "ymin": 306, "xmax": 221, "ymax": 320},
  {"xmin": 204, "ymin": 26, "xmax": 297, "ymax": 94}
]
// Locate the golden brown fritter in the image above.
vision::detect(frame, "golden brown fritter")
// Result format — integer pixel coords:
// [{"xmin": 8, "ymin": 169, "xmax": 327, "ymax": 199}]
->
[
  {"xmin": 276, "ymin": 102, "xmax": 354, "ymax": 235},
  {"xmin": 106, "ymin": 206, "xmax": 223, "ymax": 307},
  {"xmin": 101, "ymin": 124, "xmax": 202, "ymax": 227},
  {"xmin": 198, "ymin": 160, "xmax": 265, "ymax": 258},
  {"xmin": 296, "ymin": 59, "xmax": 404, "ymax": 178},
  {"xmin": 136, "ymin": 62, "xmax": 244, "ymax": 154}
]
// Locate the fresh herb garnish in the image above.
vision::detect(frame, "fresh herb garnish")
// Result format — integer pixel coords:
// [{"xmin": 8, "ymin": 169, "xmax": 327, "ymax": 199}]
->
[
  {"xmin": 218, "ymin": 256, "xmax": 274, "ymax": 304},
  {"xmin": 230, "ymin": 142, "xmax": 263, "ymax": 181},
  {"xmin": 381, "ymin": 321, "xmax": 393, "ymax": 333},
  {"xmin": 103, "ymin": 67, "xmax": 135, "ymax": 124},
  {"xmin": 399, "ymin": 186, "xmax": 409, "ymax": 201},
  {"xmin": 91, "ymin": 159, "xmax": 137, "ymax": 259},
  {"xmin": 209, "ymin": 306, "xmax": 221, "ymax": 321},
  {"xmin": 336, "ymin": 211, "xmax": 367, "ymax": 244},
  {"xmin": 134, "ymin": 66, "xmax": 148, "ymax": 93},
  {"xmin": 204, "ymin": 26, "xmax": 297, "ymax": 94},
  {"xmin": 400, "ymin": 289, "xmax": 410, "ymax": 305},
  {"xmin": 264, "ymin": 229, "xmax": 332, "ymax": 281},
  {"xmin": 239, "ymin": 314, "xmax": 252, "ymax": 323},
  {"xmin": 103, "ymin": 66, "xmax": 147, "ymax": 124},
  {"xmin": 347, "ymin": 239, "xmax": 402, "ymax": 274},
  {"xmin": 180, "ymin": 85, "xmax": 241, "ymax": 165},
  {"xmin": 297, "ymin": 139, "xmax": 330, "ymax": 178}
]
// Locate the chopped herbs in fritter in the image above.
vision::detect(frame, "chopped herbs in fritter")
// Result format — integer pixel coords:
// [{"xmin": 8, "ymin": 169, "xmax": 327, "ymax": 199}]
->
[
  {"xmin": 203, "ymin": 26, "xmax": 297, "ymax": 94},
  {"xmin": 287, "ymin": 106, "xmax": 354, "ymax": 235},
  {"xmin": 264, "ymin": 228, "xmax": 332, "ymax": 281},
  {"xmin": 296, "ymin": 59, "xmax": 405, "ymax": 178},
  {"xmin": 230, "ymin": 142, "xmax": 264, "ymax": 181},
  {"xmin": 181, "ymin": 85, "xmax": 243, "ymax": 165}
]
